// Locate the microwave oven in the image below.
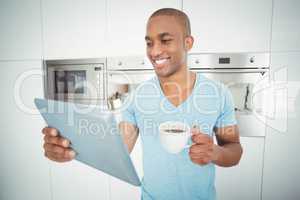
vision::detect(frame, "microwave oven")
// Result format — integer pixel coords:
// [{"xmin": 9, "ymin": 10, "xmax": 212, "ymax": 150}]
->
[{"xmin": 45, "ymin": 59, "xmax": 105, "ymax": 104}]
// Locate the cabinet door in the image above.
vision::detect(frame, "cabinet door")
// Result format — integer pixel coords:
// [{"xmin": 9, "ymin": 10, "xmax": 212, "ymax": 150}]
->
[
  {"xmin": 271, "ymin": 0, "xmax": 300, "ymax": 52},
  {"xmin": 110, "ymin": 137, "xmax": 144, "ymax": 200},
  {"xmin": 183, "ymin": 0, "xmax": 272, "ymax": 53},
  {"xmin": 42, "ymin": 0, "xmax": 107, "ymax": 59},
  {"xmin": 50, "ymin": 161, "xmax": 110, "ymax": 200},
  {"xmin": 106, "ymin": 0, "xmax": 181, "ymax": 57},
  {"xmin": 0, "ymin": 0, "xmax": 42, "ymax": 60},
  {"xmin": 262, "ymin": 52, "xmax": 300, "ymax": 200},
  {"xmin": 215, "ymin": 137, "xmax": 264, "ymax": 200},
  {"xmin": 0, "ymin": 61, "xmax": 51, "ymax": 200}
]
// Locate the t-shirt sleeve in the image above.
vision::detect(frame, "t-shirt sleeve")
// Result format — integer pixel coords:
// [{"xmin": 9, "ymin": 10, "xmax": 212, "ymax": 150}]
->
[
  {"xmin": 120, "ymin": 92, "xmax": 137, "ymax": 126},
  {"xmin": 215, "ymin": 85, "xmax": 237, "ymax": 128}
]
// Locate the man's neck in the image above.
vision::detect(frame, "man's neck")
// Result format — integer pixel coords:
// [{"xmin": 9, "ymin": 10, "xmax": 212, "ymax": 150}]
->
[{"xmin": 158, "ymin": 67, "xmax": 196, "ymax": 95}]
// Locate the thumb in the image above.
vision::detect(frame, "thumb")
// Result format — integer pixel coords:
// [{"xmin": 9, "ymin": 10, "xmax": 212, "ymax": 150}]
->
[{"xmin": 191, "ymin": 127, "xmax": 203, "ymax": 136}]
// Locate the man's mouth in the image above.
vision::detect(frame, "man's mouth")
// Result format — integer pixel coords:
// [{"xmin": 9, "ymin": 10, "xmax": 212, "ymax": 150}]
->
[{"xmin": 153, "ymin": 57, "xmax": 170, "ymax": 67}]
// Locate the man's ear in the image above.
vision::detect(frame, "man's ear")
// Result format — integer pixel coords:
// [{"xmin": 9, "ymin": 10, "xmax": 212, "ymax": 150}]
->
[{"xmin": 184, "ymin": 36, "xmax": 194, "ymax": 51}]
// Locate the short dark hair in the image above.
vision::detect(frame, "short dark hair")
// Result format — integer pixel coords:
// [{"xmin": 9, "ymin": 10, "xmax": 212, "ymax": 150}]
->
[{"xmin": 149, "ymin": 8, "xmax": 191, "ymax": 36}]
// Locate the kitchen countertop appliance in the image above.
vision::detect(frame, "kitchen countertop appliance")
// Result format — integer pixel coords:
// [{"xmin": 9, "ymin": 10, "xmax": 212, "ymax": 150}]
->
[{"xmin": 45, "ymin": 58, "xmax": 105, "ymax": 105}]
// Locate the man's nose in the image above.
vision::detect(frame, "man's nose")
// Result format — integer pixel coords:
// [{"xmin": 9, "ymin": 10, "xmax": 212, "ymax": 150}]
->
[{"xmin": 150, "ymin": 43, "xmax": 163, "ymax": 58}]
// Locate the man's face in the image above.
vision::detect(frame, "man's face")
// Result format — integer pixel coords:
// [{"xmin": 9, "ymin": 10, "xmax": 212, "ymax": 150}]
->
[{"xmin": 145, "ymin": 15, "xmax": 193, "ymax": 77}]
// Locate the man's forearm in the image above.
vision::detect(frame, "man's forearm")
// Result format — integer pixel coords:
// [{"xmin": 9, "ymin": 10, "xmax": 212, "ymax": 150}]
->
[
  {"xmin": 212, "ymin": 143, "xmax": 243, "ymax": 167},
  {"xmin": 119, "ymin": 122, "xmax": 139, "ymax": 154}
]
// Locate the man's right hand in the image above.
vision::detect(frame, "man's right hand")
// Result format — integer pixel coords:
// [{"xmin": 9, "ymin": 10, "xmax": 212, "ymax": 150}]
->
[{"xmin": 42, "ymin": 127, "xmax": 76, "ymax": 162}]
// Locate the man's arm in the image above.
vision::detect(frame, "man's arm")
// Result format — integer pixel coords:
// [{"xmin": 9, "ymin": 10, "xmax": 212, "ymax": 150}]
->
[
  {"xmin": 119, "ymin": 122, "xmax": 139, "ymax": 153},
  {"xmin": 212, "ymin": 125, "xmax": 243, "ymax": 167},
  {"xmin": 42, "ymin": 122, "xmax": 138, "ymax": 162},
  {"xmin": 189, "ymin": 125, "xmax": 243, "ymax": 167}
]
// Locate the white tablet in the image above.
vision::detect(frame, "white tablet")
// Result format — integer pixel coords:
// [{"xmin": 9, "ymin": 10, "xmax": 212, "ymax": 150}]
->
[{"xmin": 34, "ymin": 98, "xmax": 141, "ymax": 186}]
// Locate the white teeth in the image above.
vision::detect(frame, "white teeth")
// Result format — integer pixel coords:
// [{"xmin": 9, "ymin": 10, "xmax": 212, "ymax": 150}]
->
[{"xmin": 155, "ymin": 58, "xmax": 168, "ymax": 65}]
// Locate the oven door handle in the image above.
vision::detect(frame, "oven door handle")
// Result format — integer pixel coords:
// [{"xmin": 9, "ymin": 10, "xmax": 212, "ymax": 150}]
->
[{"xmin": 191, "ymin": 68, "xmax": 269, "ymax": 74}]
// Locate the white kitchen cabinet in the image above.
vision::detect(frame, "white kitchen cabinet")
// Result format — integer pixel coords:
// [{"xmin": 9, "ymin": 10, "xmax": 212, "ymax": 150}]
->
[
  {"xmin": 42, "ymin": 0, "xmax": 107, "ymax": 59},
  {"xmin": 109, "ymin": 137, "xmax": 143, "ymax": 200},
  {"xmin": 106, "ymin": 0, "xmax": 181, "ymax": 57},
  {"xmin": 262, "ymin": 53, "xmax": 300, "ymax": 200},
  {"xmin": 50, "ymin": 161, "xmax": 110, "ymax": 200},
  {"xmin": 183, "ymin": 0, "xmax": 272, "ymax": 53},
  {"xmin": 0, "ymin": 0, "xmax": 42, "ymax": 60},
  {"xmin": 0, "ymin": 61, "xmax": 51, "ymax": 200},
  {"xmin": 215, "ymin": 137, "xmax": 264, "ymax": 200},
  {"xmin": 271, "ymin": 0, "xmax": 300, "ymax": 52}
]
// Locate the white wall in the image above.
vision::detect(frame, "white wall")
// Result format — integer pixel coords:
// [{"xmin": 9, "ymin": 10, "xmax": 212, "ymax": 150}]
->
[
  {"xmin": 106, "ymin": 0, "xmax": 181, "ymax": 57},
  {"xmin": 0, "ymin": 61, "xmax": 51, "ymax": 200},
  {"xmin": 42, "ymin": 0, "xmax": 107, "ymax": 59},
  {"xmin": 1, "ymin": 0, "xmax": 299, "ymax": 200},
  {"xmin": 270, "ymin": 0, "xmax": 300, "ymax": 52},
  {"xmin": 263, "ymin": 53, "xmax": 300, "ymax": 200},
  {"xmin": 183, "ymin": 0, "xmax": 272, "ymax": 53},
  {"xmin": 0, "ymin": 1, "xmax": 51, "ymax": 200},
  {"xmin": 262, "ymin": 1, "xmax": 300, "ymax": 199},
  {"xmin": 0, "ymin": 0, "xmax": 42, "ymax": 60}
]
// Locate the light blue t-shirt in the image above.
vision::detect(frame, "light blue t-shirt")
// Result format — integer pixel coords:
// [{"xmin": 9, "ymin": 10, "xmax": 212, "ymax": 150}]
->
[{"xmin": 121, "ymin": 73, "xmax": 237, "ymax": 200}]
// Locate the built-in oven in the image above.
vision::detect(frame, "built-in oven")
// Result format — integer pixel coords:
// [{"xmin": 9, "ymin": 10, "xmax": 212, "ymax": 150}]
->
[
  {"xmin": 189, "ymin": 53, "xmax": 270, "ymax": 137},
  {"xmin": 106, "ymin": 56, "xmax": 155, "ymax": 111},
  {"xmin": 106, "ymin": 53, "xmax": 270, "ymax": 137},
  {"xmin": 45, "ymin": 58, "xmax": 105, "ymax": 105}
]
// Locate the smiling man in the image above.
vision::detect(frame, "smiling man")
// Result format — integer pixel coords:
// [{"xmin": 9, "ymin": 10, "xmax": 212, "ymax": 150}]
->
[
  {"xmin": 42, "ymin": 8, "xmax": 243, "ymax": 200},
  {"xmin": 119, "ymin": 8, "xmax": 243, "ymax": 200}
]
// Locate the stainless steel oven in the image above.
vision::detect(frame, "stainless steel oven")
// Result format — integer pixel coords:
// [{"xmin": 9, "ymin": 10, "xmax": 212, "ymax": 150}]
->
[
  {"xmin": 106, "ymin": 53, "xmax": 270, "ymax": 137},
  {"xmin": 45, "ymin": 58, "xmax": 105, "ymax": 105},
  {"xmin": 189, "ymin": 53, "xmax": 270, "ymax": 137},
  {"xmin": 106, "ymin": 56, "xmax": 155, "ymax": 111}
]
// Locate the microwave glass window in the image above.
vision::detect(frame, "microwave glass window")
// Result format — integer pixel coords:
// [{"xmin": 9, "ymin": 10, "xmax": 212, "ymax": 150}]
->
[{"xmin": 54, "ymin": 70, "xmax": 86, "ymax": 94}]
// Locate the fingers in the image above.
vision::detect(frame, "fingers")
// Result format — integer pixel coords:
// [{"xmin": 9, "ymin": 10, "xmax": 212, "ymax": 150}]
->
[
  {"xmin": 43, "ymin": 143, "xmax": 75, "ymax": 158},
  {"xmin": 189, "ymin": 144, "xmax": 213, "ymax": 154},
  {"xmin": 42, "ymin": 126, "xmax": 70, "ymax": 147},
  {"xmin": 43, "ymin": 143, "xmax": 76, "ymax": 161},
  {"xmin": 191, "ymin": 132, "xmax": 213, "ymax": 145},
  {"xmin": 189, "ymin": 142, "xmax": 214, "ymax": 165},
  {"xmin": 43, "ymin": 134, "xmax": 70, "ymax": 148},
  {"xmin": 190, "ymin": 156, "xmax": 211, "ymax": 165},
  {"xmin": 189, "ymin": 148, "xmax": 212, "ymax": 165},
  {"xmin": 42, "ymin": 126, "xmax": 75, "ymax": 162},
  {"xmin": 43, "ymin": 143, "xmax": 64, "ymax": 154},
  {"xmin": 45, "ymin": 151, "xmax": 75, "ymax": 163},
  {"xmin": 42, "ymin": 127, "xmax": 58, "ymax": 137},
  {"xmin": 191, "ymin": 128, "xmax": 203, "ymax": 135}
]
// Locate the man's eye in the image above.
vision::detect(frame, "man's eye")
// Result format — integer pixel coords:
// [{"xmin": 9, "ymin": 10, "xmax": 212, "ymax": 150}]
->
[
  {"xmin": 161, "ymin": 39, "xmax": 172, "ymax": 44},
  {"xmin": 146, "ymin": 42, "xmax": 153, "ymax": 47}
]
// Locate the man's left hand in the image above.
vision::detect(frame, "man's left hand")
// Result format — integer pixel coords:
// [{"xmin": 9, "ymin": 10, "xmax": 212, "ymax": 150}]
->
[{"xmin": 189, "ymin": 128, "xmax": 218, "ymax": 165}]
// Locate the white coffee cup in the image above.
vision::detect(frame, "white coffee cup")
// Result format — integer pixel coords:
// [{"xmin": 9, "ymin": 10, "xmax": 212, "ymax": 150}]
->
[{"xmin": 159, "ymin": 121, "xmax": 192, "ymax": 154}]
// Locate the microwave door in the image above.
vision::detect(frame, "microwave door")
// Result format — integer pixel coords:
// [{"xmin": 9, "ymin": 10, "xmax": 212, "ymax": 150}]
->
[{"xmin": 47, "ymin": 64, "xmax": 104, "ymax": 101}]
